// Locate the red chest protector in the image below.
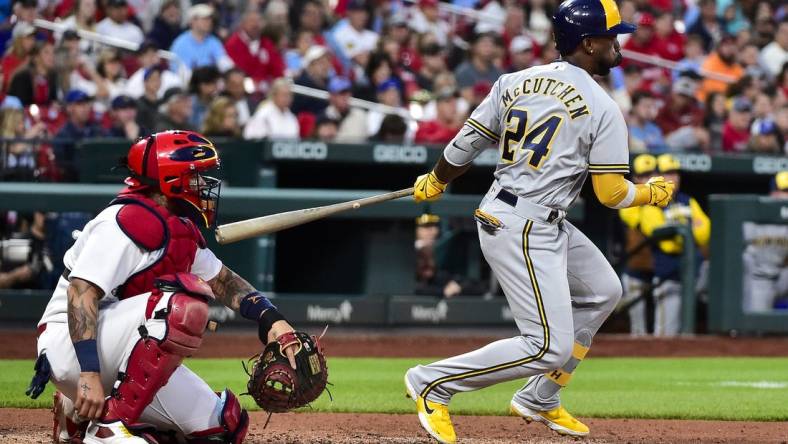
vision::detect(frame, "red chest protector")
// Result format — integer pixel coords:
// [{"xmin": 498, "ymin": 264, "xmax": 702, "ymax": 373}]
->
[{"xmin": 110, "ymin": 192, "xmax": 206, "ymax": 300}]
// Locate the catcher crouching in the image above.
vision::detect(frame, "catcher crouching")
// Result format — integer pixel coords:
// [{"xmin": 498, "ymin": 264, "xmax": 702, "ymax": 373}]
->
[{"xmin": 26, "ymin": 131, "xmax": 327, "ymax": 443}]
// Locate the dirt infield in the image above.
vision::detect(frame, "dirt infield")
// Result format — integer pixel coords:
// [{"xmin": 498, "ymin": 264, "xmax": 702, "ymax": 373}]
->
[
  {"xmin": 3, "ymin": 329, "xmax": 788, "ymax": 443},
  {"xmin": 2, "ymin": 408, "xmax": 788, "ymax": 444}
]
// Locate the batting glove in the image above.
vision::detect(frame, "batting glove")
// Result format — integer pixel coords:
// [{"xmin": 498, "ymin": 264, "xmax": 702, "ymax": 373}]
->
[
  {"xmin": 646, "ymin": 176, "xmax": 675, "ymax": 208},
  {"xmin": 413, "ymin": 171, "xmax": 447, "ymax": 203}
]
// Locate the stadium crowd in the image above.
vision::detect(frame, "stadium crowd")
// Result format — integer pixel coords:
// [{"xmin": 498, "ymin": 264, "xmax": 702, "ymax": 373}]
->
[{"xmin": 0, "ymin": 0, "xmax": 786, "ymax": 181}]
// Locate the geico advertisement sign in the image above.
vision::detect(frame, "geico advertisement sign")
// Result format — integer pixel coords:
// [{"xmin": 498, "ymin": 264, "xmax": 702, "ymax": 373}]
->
[
  {"xmin": 373, "ymin": 144, "xmax": 428, "ymax": 163},
  {"xmin": 306, "ymin": 300, "xmax": 353, "ymax": 323},
  {"xmin": 271, "ymin": 141, "xmax": 329, "ymax": 160},
  {"xmin": 672, "ymin": 154, "xmax": 712, "ymax": 172},
  {"xmin": 754, "ymin": 156, "xmax": 788, "ymax": 174}
]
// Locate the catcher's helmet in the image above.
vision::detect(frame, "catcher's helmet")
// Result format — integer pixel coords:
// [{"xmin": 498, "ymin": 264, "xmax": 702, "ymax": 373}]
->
[
  {"xmin": 552, "ymin": 0, "xmax": 636, "ymax": 56},
  {"xmin": 123, "ymin": 130, "xmax": 221, "ymax": 227}
]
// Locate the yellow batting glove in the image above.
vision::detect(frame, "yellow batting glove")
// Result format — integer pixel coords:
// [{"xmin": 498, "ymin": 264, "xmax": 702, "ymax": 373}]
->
[
  {"xmin": 647, "ymin": 176, "xmax": 675, "ymax": 208},
  {"xmin": 413, "ymin": 171, "xmax": 447, "ymax": 203}
]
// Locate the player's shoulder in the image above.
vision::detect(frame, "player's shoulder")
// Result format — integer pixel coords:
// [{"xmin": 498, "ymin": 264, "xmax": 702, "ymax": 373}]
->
[
  {"xmin": 109, "ymin": 201, "xmax": 168, "ymax": 251},
  {"xmin": 500, "ymin": 61, "xmax": 564, "ymax": 82},
  {"xmin": 77, "ymin": 205, "xmax": 142, "ymax": 249}
]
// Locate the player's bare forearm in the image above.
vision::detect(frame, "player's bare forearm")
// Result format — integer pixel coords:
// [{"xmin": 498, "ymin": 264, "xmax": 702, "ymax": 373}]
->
[
  {"xmin": 208, "ymin": 265, "xmax": 255, "ymax": 311},
  {"xmin": 433, "ymin": 154, "xmax": 472, "ymax": 183},
  {"xmin": 66, "ymin": 278, "xmax": 102, "ymax": 343}
]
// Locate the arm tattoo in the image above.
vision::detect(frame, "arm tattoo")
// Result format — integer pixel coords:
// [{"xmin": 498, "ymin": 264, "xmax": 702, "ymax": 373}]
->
[
  {"xmin": 67, "ymin": 279, "xmax": 101, "ymax": 343},
  {"xmin": 208, "ymin": 265, "xmax": 255, "ymax": 311}
]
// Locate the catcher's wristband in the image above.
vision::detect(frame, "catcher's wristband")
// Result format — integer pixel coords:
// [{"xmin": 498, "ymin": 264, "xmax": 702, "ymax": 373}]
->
[
  {"xmin": 73, "ymin": 339, "xmax": 101, "ymax": 373},
  {"xmin": 258, "ymin": 308, "xmax": 286, "ymax": 343},
  {"xmin": 240, "ymin": 291, "xmax": 277, "ymax": 321}
]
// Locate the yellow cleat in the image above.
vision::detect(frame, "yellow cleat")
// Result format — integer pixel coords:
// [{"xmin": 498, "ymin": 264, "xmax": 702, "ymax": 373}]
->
[
  {"xmin": 404, "ymin": 373, "xmax": 456, "ymax": 444},
  {"xmin": 510, "ymin": 400, "xmax": 589, "ymax": 438}
]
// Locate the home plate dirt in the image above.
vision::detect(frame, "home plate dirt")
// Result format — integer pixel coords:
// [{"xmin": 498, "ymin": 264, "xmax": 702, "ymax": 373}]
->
[{"xmin": 1, "ymin": 409, "xmax": 786, "ymax": 443}]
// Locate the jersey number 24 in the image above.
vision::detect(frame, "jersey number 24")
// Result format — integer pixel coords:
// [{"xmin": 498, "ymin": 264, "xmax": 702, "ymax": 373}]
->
[{"xmin": 500, "ymin": 108, "xmax": 564, "ymax": 169}]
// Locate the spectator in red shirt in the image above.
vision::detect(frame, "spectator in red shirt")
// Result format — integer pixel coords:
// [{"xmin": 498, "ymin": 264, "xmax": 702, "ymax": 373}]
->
[
  {"xmin": 415, "ymin": 88, "xmax": 462, "ymax": 145},
  {"xmin": 653, "ymin": 11, "xmax": 685, "ymax": 62},
  {"xmin": 622, "ymin": 12, "xmax": 658, "ymax": 69},
  {"xmin": 655, "ymin": 75, "xmax": 710, "ymax": 152},
  {"xmin": 622, "ymin": 12, "xmax": 668, "ymax": 89},
  {"xmin": 2, "ymin": 23, "xmax": 37, "ymax": 93},
  {"xmin": 225, "ymin": 10, "xmax": 286, "ymax": 88},
  {"xmin": 385, "ymin": 11, "xmax": 417, "ymax": 72},
  {"xmin": 500, "ymin": 4, "xmax": 528, "ymax": 66},
  {"xmin": 778, "ymin": 64, "xmax": 788, "ymax": 102},
  {"xmin": 7, "ymin": 41, "xmax": 58, "ymax": 107},
  {"xmin": 722, "ymin": 98, "xmax": 753, "ymax": 153}
]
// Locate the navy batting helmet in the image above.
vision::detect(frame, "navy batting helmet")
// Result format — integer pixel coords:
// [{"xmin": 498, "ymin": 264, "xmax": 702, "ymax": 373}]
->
[{"xmin": 552, "ymin": 0, "xmax": 636, "ymax": 56}]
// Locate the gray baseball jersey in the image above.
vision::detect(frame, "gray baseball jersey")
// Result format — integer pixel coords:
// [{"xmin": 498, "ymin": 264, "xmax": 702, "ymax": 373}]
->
[
  {"xmin": 742, "ymin": 222, "xmax": 788, "ymax": 278},
  {"xmin": 444, "ymin": 61, "xmax": 630, "ymax": 211},
  {"xmin": 406, "ymin": 61, "xmax": 628, "ymax": 415},
  {"xmin": 742, "ymin": 222, "xmax": 788, "ymax": 312}
]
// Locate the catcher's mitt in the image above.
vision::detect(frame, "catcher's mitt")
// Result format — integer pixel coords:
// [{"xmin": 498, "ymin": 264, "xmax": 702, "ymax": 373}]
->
[{"xmin": 245, "ymin": 331, "xmax": 328, "ymax": 413}]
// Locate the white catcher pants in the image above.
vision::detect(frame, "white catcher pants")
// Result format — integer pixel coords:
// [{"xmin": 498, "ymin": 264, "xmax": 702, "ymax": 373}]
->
[{"xmin": 37, "ymin": 292, "xmax": 223, "ymax": 436}]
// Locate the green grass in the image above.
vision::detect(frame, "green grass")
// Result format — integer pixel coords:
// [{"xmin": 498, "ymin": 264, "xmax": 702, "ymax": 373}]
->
[{"xmin": 3, "ymin": 357, "xmax": 788, "ymax": 421}]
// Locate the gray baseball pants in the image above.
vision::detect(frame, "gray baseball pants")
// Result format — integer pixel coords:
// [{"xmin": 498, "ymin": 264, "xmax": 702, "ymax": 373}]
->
[{"xmin": 407, "ymin": 184, "xmax": 622, "ymax": 409}]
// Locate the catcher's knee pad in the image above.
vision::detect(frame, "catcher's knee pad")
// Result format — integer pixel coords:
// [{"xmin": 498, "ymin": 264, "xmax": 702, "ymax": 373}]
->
[
  {"xmin": 103, "ymin": 274, "xmax": 213, "ymax": 425},
  {"xmin": 156, "ymin": 273, "xmax": 213, "ymax": 355},
  {"xmin": 187, "ymin": 389, "xmax": 249, "ymax": 444}
]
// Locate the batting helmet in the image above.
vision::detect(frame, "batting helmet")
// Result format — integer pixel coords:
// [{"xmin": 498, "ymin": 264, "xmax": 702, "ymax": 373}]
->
[
  {"xmin": 632, "ymin": 154, "xmax": 657, "ymax": 176},
  {"xmin": 552, "ymin": 0, "xmax": 636, "ymax": 56},
  {"xmin": 123, "ymin": 130, "xmax": 221, "ymax": 227}
]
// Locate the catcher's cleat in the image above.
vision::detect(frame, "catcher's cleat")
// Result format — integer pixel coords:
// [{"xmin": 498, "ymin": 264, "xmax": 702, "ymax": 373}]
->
[
  {"xmin": 510, "ymin": 400, "xmax": 589, "ymax": 437},
  {"xmin": 404, "ymin": 371, "xmax": 456, "ymax": 444},
  {"xmin": 82, "ymin": 421, "xmax": 153, "ymax": 444},
  {"xmin": 52, "ymin": 391, "xmax": 87, "ymax": 443}
]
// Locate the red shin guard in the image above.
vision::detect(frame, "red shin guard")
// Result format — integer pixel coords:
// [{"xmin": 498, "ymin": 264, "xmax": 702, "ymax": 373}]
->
[{"xmin": 102, "ymin": 287, "xmax": 209, "ymax": 425}]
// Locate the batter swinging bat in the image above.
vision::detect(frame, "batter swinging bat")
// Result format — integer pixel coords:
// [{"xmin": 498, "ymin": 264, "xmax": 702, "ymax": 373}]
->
[{"xmin": 214, "ymin": 187, "xmax": 414, "ymax": 244}]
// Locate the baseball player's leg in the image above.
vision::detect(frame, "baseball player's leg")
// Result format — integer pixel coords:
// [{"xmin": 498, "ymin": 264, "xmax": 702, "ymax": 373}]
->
[
  {"xmin": 83, "ymin": 284, "xmax": 216, "ymax": 442},
  {"xmin": 513, "ymin": 222, "xmax": 621, "ymax": 435},
  {"xmin": 37, "ymin": 295, "xmax": 152, "ymax": 442},
  {"xmin": 407, "ymin": 202, "xmax": 574, "ymax": 406},
  {"xmin": 137, "ymin": 365, "xmax": 247, "ymax": 442},
  {"xmin": 621, "ymin": 274, "xmax": 647, "ymax": 335},
  {"xmin": 405, "ymin": 207, "xmax": 574, "ymax": 444},
  {"xmin": 745, "ymin": 276, "xmax": 778, "ymax": 312},
  {"xmin": 653, "ymin": 279, "xmax": 681, "ymax": 336}
]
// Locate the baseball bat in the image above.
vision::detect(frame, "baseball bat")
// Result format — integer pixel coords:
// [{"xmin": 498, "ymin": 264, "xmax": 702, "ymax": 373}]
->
[{"xmin": 214, "ymin": 187, "xmax": 414, "ymax": 244}]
